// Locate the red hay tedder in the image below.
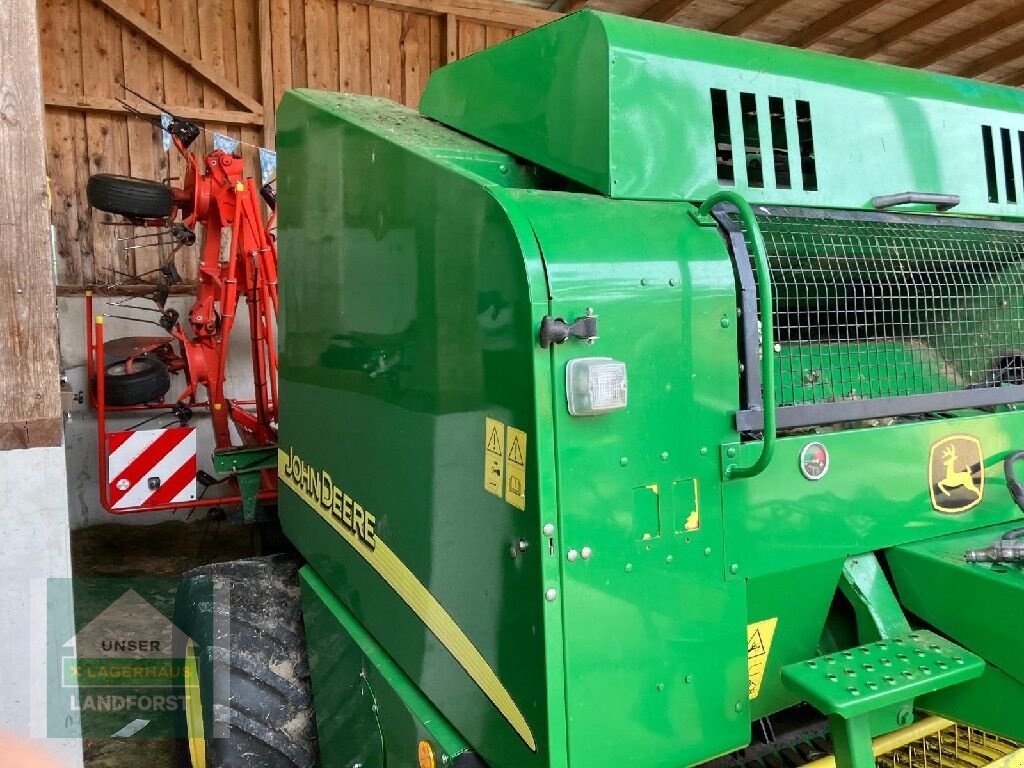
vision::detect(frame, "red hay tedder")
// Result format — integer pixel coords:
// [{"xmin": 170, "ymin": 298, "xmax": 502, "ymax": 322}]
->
[{"xmin": 85, "ymin": 105, "xmax": 278, "ymax": 520}]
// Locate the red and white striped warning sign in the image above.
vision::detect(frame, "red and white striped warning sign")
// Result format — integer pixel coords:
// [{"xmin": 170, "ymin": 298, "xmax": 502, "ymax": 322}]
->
[{"xmin": 107, "ymin": 428, "xmax": 197, "ymax": 510}]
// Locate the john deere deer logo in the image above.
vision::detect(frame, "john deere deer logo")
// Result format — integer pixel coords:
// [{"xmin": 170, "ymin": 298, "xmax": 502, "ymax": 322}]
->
[{"xmin": 929, "ymin": 435, "xmax": 984, "ymax": 514}]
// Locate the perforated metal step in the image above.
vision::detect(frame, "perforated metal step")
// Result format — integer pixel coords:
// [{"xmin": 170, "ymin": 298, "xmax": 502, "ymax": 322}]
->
[{"xmin": 782, "ymin": 631, "xmax": 984, "ymax": 719}]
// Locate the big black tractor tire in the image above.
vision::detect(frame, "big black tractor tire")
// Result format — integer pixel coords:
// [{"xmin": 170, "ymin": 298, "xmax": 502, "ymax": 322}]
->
[
  {"xmin": 173, "ymin": 555, "xmax": 318, "ymax": 768},
  {"xmin": 101, "ymin": 355, "xmax": 171, "ymax": 405},
  {"xmin": 87, "ymin": 173, "xmax": 174, "ymax": 219}
]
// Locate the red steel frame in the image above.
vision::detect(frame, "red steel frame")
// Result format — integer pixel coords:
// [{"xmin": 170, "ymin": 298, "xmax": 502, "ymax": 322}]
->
[{"xmin": 88, "ymin": 132, "xmax": 279, "ymax": 515}]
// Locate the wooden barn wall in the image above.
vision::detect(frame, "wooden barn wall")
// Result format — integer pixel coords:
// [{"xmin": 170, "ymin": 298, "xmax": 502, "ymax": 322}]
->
[{"xmin": 38, "ymin": 0, "xmax": 556, "ymax": 292}]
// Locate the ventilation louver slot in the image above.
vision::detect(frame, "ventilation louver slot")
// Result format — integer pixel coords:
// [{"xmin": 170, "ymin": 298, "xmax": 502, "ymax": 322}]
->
[
  {"xmin": 981, "ymin": 123, "xmax": 1024, "ymax": 204},
  {"xmin": 708, "ymin": 90, "xmax": 816, "ymax": 192}
]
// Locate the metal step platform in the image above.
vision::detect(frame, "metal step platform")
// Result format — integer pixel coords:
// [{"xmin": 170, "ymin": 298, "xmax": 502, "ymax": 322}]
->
[{"xmin": 782, "ymin": 632, "xmax": 985, "ymax": 768}]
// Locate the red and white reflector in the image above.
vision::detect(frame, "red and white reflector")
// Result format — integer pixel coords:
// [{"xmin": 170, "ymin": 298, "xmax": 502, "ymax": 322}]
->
[{"xmin": 107, "ymin": 427, "xmax": 198, "ymax": 510}]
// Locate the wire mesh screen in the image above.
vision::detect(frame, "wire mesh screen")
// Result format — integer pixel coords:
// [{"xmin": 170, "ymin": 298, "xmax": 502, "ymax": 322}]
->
[{"xmin": 733, "ymin": 210, "xmax": 1024, "ymax": 412}]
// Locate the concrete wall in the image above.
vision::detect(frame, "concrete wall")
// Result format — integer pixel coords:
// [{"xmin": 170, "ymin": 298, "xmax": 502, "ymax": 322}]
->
[
  {"xmin": 0, "ymin": 445, "xmax": 83, "ymax": 764},
  {"xmin": 59, "ymin": 296, "xmax": 258, "ymax": 529}
]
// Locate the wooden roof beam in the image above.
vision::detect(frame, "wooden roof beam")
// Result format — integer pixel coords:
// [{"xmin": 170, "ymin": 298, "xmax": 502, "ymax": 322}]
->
[
  {"xmin": 784, "ymin": 0, "xmax": 888, "ymax": 49},
  {"xmin": 845, "ymin": 0, "xmax": 974, "ymax": 60},
  {"xmin": 996, "ymin": 69, "xmax": 1024, "ymax": 86},
  {"xmin": 548, "ymin": 0, "xmax": 587, "ymax": 12},
  {"xmin": 715, "ymin": 0, "xmax": 793, "ymax": 35},
  {"xmin": 957, "ymin": 37, "xmax": 1024, "ymax": 77},
  {"xmin": 901, "ymin": 4, "xmax": 1024, "ymax": 68},
  {"xmin": 639, "ymin": 0, "xmax": 698, "ymax": 22}
]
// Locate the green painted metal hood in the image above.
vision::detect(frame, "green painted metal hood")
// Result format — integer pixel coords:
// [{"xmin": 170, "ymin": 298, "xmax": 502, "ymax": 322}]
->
[{"xmin": 420, "ymin": 10, "xmax": 1024, "ymax": 215}]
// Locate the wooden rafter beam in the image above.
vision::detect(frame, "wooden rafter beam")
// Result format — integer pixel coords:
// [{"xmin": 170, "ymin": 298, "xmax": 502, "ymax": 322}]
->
[
  {"xmin": 94, "ymin": 0, "xmax": 263, "ymax": 113},
  {"xmin": 358, "ymin": 0, "xmax": 561, "ymax": 30},
  {"xmin": 549, "ymin": 0, "xmax": 587, "ymax": 12},
  {"xmin": 957, "ymin": 38, "xmax": 1024, "ymax": 77},
  {"xmin": 845, "ymin": 0, "xmax": 973, "ymax": 59},
  {"xmin": 900, "ymin": 4, "xmax": 1024, "ymax": 68},
  {"xmin": 715, "ymin": 0, "xmax": 793, "ymax": 36},
  {"xmin": 996, "ymin": 70, "xmax": 1024, "ymax": 87},
  {"xmin": 45, "ymin": 94, "xmax": 262, "ymax": 125},
  {"xmin": 784, "ymin": 0, "xmax": 888, "ymax": 49},
  {"xmin": 640, "ymin": 0, "xmax": 697, "ymax": 22}
]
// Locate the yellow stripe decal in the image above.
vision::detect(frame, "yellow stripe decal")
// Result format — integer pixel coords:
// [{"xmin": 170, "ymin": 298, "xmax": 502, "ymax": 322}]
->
[{"xmin": 278, "ymin": 449, "xmax": 536, "ymax": 751}]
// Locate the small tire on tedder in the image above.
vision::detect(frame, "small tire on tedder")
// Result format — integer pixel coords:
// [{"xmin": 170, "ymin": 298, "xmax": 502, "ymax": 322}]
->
[
  {"xmin": 87, "ymin": 173, "xmax": 174, "ymax": 219},
  {"xmin": 100, "ymin": 355, "xmax": 171, "ymax": 406},
  {"xmin": 172, "ymin": 555, "xmax": 319, "ymax": 768}
]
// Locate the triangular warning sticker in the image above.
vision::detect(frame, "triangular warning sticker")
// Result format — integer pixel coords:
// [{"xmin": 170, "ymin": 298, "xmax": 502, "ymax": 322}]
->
[
  {"xmin": 508, "ymin": 436, "xmax": 524, "ymax": 465},
  {"xmin": 748, "ymin": 629, "xmax": 766, "ymax": 657},
  {"xmin": 487, "ymin": 427, "xmax": 502, "ymax": 454}
]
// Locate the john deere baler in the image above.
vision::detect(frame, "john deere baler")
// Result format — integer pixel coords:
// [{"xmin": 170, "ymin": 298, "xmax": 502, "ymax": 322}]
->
[{"xmin": 275, "ymin": 11, "xmax": 1024, "ymax": 768}]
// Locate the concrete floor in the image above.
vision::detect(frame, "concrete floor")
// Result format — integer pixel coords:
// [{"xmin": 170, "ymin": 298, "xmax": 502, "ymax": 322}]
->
[{"xmin": 72, "ymin": 520, "xmax": 255, "ymax": 768}]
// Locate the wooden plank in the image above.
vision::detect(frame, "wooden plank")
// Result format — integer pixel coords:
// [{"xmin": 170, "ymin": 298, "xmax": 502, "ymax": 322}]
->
[
  {"xmin": 197, "ymin": 0, "xmax": 229, "ymax": 140},
  {"xmin": 845, "ymin": 0, "xmax": 973, "ymax": 59},
  {"xmin": 56, "ymin": 283, "xmax": 196, "ymax": 296},
  {"xmin": 45, "ymin": 94, "xmax": 262, "ymax": 124},
  {"xmin": 179, "ymin": 0, "xmax": 205, "ymax": 120},
  {"xmin": 289, "ymin": 0, "xmax": 307, "ymax": 88},
  {"xmin": 901, "ymin": 5, "xmax": 1024, "ymax": 68},
  {"xmin": 41, "ymin": 0, "xmax": 86, "ymax": 284},
  {"xmin": 258, "ymin": 0, "xmax": 275, "ymax": 146},
  {"xmin": 339, "ymin": 2, "xmax": 372, "ymax": 93},
  {"xmin": 0, "ymin": 0, "xmax": 63, "ymax": 443},
  {"xmin": 429, "ymin": 13, "xmax": 444, "ymax": 70},
  {"xmin": 81, "ymin": 0, "xmax": 130, "ymax": 283},
  {"xmin": 640, "ymin": 0, "xmax": 697, "ymax": 23},
  {"xmin": 307, "ymin": 0, "xmax": 340, "ymax": 90},
  {"xmin": 270, "ymin": 0, "xmax": 293, "ymax": 109},
  {"xmin": 93, "ymin": 0, "xmax": 264, "ymax": 113},
  {"xmin": 402, "ymin": 12, "xmax": 433, "ymax": 107},
  {"xmin": 485, "ymin": 24, "xmax": 513, "ymax": 47},
  {"xmin": 369, "ymin": 6, "xmax": 404, "ymax": 99},
  {"xmin": 957, "ymin": 38, "xmax": 1024, "ymax": 78},
  {"xmin": 784, "ymin": 0, "xmax": 889, "ymax": 48},
  {"xmin": 122, "ymin": 0, "xmax": 163, "ymax": 277},
  {"xmin": 45, "ymin": 113, "xmax": 84, "ymax": 284},
  {"xmin": 445, "ymin": 12, "xmax": 458, "ymax": 63},
  {"xmin": 156, "ymin": 0, "xmax": 189, "ymax": 282},
  {"xmin": 458, "ymin": 19, "xmax": 487, "ymax": 57}
]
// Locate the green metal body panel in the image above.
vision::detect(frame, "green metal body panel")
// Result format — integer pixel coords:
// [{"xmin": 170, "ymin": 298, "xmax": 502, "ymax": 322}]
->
[
  {"xmin": 887, "ymin": 522, "xmax": 1024, "ymax": 738},
  {"xmin": 503, "ymin": 188, "xmax": 750, "ymax": 765},
  {"xmin": 422, "ymin": 10, "xmax": 1024, "ymax": 216},
  {"xmin": 274, "ymin": 11, "xmax": 1024, "ymax": 768},
  {"xmin": 299, "ymin": 565, "xmax": 470, "ymax": 768},
  {"xmin": 277, "ymin": 91, "xmax": 561, "ymax": 768}
]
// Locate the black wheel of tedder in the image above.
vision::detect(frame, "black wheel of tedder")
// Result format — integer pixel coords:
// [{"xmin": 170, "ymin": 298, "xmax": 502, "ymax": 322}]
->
[
  {"xmin": 100, "ymin": 355, "xmax": 171, "ymax": 405},
  {"xmin": 87, "ymin": 173, "xmax": 174, "ymax": 219},
  {"xmin": 173, "ymin": 555, "xmax": 318, "ymax": 768}
]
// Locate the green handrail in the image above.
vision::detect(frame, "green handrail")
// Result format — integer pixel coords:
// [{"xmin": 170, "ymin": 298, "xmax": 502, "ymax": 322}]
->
[{"xmin": 696, "ymin": 191, "xmax": 776, "ymax": 480}]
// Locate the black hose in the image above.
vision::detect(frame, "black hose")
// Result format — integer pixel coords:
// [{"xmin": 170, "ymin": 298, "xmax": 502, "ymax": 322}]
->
[
  {"xmin": 1003, "ymin": 451, "xmax": 1024, "ymax": 512},
  {"xmin": 963, "ymin": 453, "xmax": 1024, "ymax": 562}
]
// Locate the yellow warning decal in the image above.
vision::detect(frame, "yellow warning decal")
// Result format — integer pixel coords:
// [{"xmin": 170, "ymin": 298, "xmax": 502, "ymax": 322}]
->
[
  {"xmin": 505, "ymin": 427, "xmax": 528, "ymax": 510},
  {"xmin": 279, "ymin": 448, "xmax": 536, "ymax": 751},
  {"xmin": 484, "ymin": 418, "xmax": 505, "ymax": 497},
  {"xmin": 747, "ymin": 617, "xmax": 778, "ymax": 700}
]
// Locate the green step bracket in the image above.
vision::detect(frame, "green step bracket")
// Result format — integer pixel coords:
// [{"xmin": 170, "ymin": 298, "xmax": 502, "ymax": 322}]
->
[
  {"xmin": 211, "ymin": 444, "xmax": 278, "ymax": 522},
  {"xmin": 782, "ymin": 631, "xmax": 984, "ymax": 768}
]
